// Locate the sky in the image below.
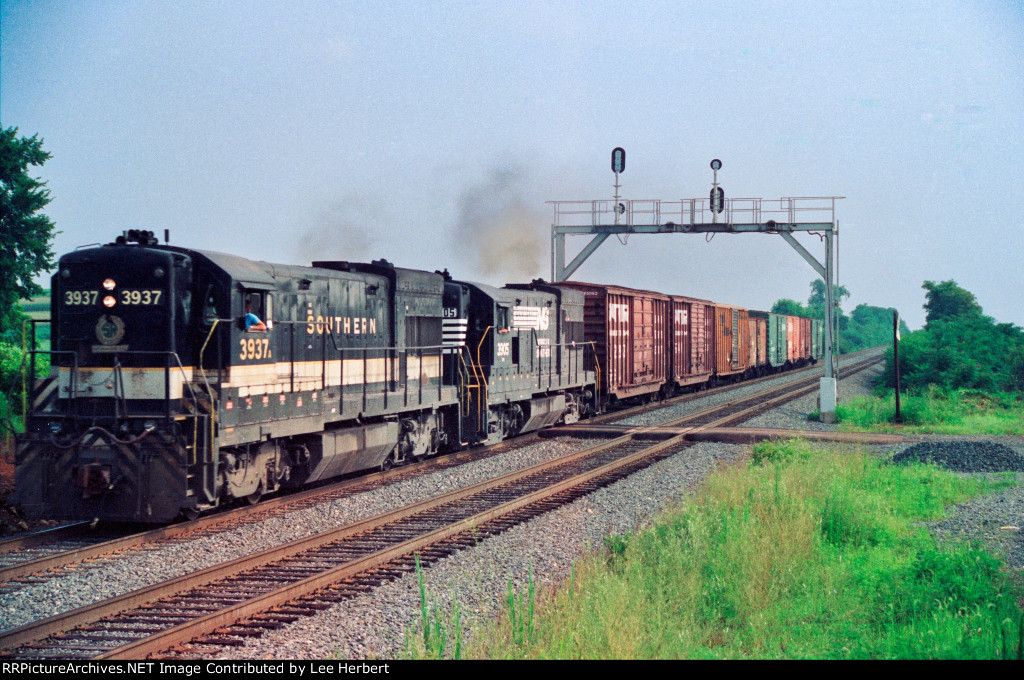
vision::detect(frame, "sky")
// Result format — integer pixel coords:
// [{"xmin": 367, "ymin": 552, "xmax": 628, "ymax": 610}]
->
[{"xmin": 2, "ymin": 0, "xmax": 1022, "ymax": 330}]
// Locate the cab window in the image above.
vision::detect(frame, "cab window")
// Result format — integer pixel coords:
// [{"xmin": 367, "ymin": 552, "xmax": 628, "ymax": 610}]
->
[{"xmin": 243, "ymin": 292, "xmax": 270, "ymax": 332}]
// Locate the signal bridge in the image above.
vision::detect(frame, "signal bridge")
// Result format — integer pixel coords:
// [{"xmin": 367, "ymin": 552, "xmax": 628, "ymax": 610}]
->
[
  {"xmin": 548, "ymin": 196, "xmax": 842, "ymax": 282},
  {"xmin": 548, "ymin": 194, "xmax": 845, "ymax": 422}
]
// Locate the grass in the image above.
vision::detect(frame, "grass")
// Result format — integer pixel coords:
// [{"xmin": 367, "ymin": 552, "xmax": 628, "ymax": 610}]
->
[
  {"xmin": 835, "ymin": 388, "xmax": 1024, "ymax": 435},
  {"xmin": 415, "ymin": 441, "xmax": 1023, "ymax": 659},
  {"xmin": 402, "ymin": 554, "xmax": 464, "ymax": 659}
]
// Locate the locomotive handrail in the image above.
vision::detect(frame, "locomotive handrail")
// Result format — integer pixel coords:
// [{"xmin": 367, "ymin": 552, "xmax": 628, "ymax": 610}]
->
[
  {"xmin": 455, "ymin": 345, "xmax": 478, "ymax": 417},
  {"xmin": 524, "ymin": 333, "xmax": 590, "ymax": 392},
  {"xmin": 472, "ymin": 327, "xmax": 493, "ymax": 427},
  {"xmin": 588, "ymin": 341, "xmax": 601, "ymax": 406},
  {"xmin": 196, "ymin": 319, "xmax": 221, "ymax": 466},
  {"xmin": 45, "ymin": 349, "xmax": 202, "ymax": 423},
  {"xmin": 17, "ymin": 349, "xmax": 78, "ymax": 421}
]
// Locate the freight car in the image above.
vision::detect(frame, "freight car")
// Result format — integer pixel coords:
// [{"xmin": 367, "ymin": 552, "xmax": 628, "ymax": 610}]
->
[
  {"xmin": 551, "ymin": 282, "xmax": 669, "ymax": 404},
  {"xmin": 12, "ymin": 232, "xmax": 596, "ymax": 523}
]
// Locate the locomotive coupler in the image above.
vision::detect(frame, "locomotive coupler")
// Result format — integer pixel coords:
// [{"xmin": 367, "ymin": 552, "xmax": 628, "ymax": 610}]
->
[{"xmin": 72, "ymin": 461, "xmax": 113, "ymax": 498}]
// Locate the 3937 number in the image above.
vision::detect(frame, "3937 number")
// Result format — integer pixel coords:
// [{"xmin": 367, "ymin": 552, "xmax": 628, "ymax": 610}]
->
[
  {"xmin": 63, "ymin": 290, "xmax": 98, "ymax": 305},
  {"xmin": 120, "ymin": 289, "xmax": 162, "ymax": 305},
  {"xmin": 239, "ymin": 337, "xmax": 271, "ymax": 361}
]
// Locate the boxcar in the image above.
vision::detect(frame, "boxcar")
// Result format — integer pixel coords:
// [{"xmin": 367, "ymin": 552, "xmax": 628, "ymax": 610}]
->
[
  {"xmin": 749, "ymin": 313, "xmax": 767, "ymax": 374},
  {"xmin": 786, "ymin": 315, "xmax": 800, "ymax": 364},
  {"xmin": 811, "ymin": 319, "xmax": 824, "ymax": 361},
  {"xmin": 799, "ymin": 316, "xmax": 812, "ymax": 362},
  {"xmin": 712, "ymin": 303, "xmax": 750, "ymax": 380},
  {"xmin": 667, "ymin": 295, "xmax": 715, "ymax": 390},
  {"xmin": 555, "ymin": 282, "xmax": 669, "ymax": 402}
]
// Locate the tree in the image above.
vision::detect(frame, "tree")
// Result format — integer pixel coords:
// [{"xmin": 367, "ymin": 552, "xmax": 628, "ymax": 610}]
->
[
  {"xmin": 771, "ymin": 298, "xmax": 809, "ymax": 317},
  {"xmin": 878, "ymin": 280, "xmax": 1024, "ymax": 393},
  {"xmin": 922, "ymin": 280, "xmax": 983, "ymax": 327},
  {"xmin": 0, "ymin": 127, "xmax": 57, "ymax": 335},
  {"xmin": 807, "ymin": 278, "xmax": 849, "ymax": 320}
]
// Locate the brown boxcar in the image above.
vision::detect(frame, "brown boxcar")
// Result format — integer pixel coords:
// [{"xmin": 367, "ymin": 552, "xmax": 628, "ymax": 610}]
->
[
  {"xmin": 799, "ymin": 316, "xmax": 812, "ymax": 361},
  {"xmin": 749, "ymin": 314, "xmax": 767, "ymax": 372},
  {"xmin": 668, "ymin": 295, "xmax": 715, "ymax": 389},
  {"xmin": 712, "ymin": 303, "xmax": 750, "ymax": 379},
  {"xmin": 556, "ymin": 282, "xmax": 669, "ymax": 401},
  {"xmin": 785, "ymin": 315, "xmax": 814, "ymax": 365}
]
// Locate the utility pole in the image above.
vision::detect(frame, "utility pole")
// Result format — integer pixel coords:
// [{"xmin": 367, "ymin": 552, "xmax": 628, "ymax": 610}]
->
[{"xmin": 893, "ymin": 310, "xmax": 901, "ymax": 423}]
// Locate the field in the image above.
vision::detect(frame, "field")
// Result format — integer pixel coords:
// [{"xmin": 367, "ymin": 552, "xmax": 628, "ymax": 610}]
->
[
  {"xmin": 18, "ymin": 295, "xmax": 51, "ymax": 349},
  {"xmin": 836, "ymin": 389, "xmax": 1024, "ymax": 435},
  {"xmin": 407, "ymin": 441, "xmax": 1024, "ymax": 660}
]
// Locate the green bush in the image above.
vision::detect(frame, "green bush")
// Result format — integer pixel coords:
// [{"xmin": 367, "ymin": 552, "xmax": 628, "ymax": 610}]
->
[
  {"xmin": 0, "ymin": 341, "xmax": 50, "ymax": 423},
  {"xmin": 880, "ymin": 316, "xmax": 1024, "ymax": 393}
]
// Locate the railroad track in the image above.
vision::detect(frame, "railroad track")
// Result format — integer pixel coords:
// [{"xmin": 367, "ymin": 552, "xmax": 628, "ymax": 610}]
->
[
  {"xmin": 0, "ymin": 440, "xmax": 519, "ymax": 590},
  {"xmin": 3, "ymin": 435, "xmax": 682, "ymax": 658}
]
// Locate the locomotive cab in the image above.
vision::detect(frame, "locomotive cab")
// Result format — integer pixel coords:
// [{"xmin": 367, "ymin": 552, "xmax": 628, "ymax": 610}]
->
[{"xmin": 458, "ymin": 281, "xmax": 594, "ymax": 444}]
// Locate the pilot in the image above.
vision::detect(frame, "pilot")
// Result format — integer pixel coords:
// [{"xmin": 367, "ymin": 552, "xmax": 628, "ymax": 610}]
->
[{"xmin": 244, "ymin": 302, "xmax": 267, "ymax": 332}]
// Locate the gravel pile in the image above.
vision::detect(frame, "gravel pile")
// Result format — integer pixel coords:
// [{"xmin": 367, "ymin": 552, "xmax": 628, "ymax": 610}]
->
[{"xmin": 890, "ymin": 441, "xmax": 1024, "ymax": 473}]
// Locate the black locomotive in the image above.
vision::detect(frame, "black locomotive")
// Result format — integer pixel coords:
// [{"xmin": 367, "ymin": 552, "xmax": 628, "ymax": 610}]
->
[{"xmin": 12, "ymin": 231, "xmax": 595, "ymax": 522}]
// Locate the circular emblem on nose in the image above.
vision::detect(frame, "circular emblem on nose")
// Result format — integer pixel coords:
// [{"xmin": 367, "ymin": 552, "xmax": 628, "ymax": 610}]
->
[{"xmin": 95, "ymin": 315, "xmax": 126, "ymax": 345}]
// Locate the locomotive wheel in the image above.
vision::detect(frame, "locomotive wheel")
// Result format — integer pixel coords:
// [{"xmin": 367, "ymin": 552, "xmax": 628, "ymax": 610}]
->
[
  {"xmin": 381, "ymin": 454, "xmax": 394, "ymax": 472},
  {"xmin": 245, "ymin": 484, "xmax": 263, "ymax": 506}
]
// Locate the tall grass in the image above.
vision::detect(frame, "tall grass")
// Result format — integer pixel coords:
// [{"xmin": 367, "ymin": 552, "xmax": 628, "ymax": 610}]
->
[
  {"xmin": 457, "ymin": 442, "xmax": 1022, "ymax": 659},
  {"xmin": 836, "ymin": 387, "xmax": 1024, "ymax": 434},
  {"xmin": 402, "ymin": 554, "xmax": 463, "ymax": 659}
]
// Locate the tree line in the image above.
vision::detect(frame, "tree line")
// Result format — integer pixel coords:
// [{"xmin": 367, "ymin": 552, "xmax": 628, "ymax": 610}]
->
[
  {"xmin": 773, "ymin": 277, "xmax": 1024, "ymax": 394},
  {"xmin": 771, "ymin": 279, "xmax": 909, "ymax": 355}
]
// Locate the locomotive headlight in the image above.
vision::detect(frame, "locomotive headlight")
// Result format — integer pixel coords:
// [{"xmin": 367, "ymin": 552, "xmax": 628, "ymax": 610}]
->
[
  {"xmin": 103, "ymin": 295, "xmax": 117, "ymax": 308},
  {"xmin": 103, "ymin": 278, "xmax": 116, "ymax": 290}
]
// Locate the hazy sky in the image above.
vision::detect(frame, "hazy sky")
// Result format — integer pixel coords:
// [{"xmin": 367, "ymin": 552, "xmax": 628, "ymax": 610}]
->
[{"xmin": 2, "ymin": 0, "xmax": 1022, "ymax": 329}]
